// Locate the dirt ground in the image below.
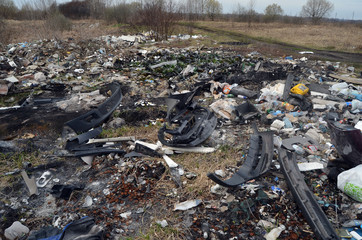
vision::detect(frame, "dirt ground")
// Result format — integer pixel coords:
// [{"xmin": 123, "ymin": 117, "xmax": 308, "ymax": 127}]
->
[{"xmin": 195, "ymin": 21, "xmax": 362, "ymax": 53}]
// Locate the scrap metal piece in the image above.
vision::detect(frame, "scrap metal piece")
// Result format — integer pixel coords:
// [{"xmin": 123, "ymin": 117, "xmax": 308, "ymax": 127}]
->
[
  {"xmin": 162, "ymin": 146, "xmax": 215, "ymax": 153},
  {"xmin": 150, "ymin": 60, "xmax": 177, "ymax": 70},
  {"xmin": 36, "ymin": 171, "xmax": 52, "ymax": 187},
  {"xmin": 282, "ymin": 136, "xmax": 319, "ymax": 151},
  {"xmin": 328, "ymin": 73, "xmax": 362, "ymax": 85},
  {"xmin": 207, "ymin": 126, "xmax": 274, "ymax": 187},
  {"xmin": 21, "ymin": 170, "xmax": 38, "ymax": 196},
  {"xmin": 65, "ymin": 82, "xmax": 122, "ymax": 133},
  {"xmin": 327, "ymin": 120, "xmax": 362, "ymax": 169},
  {"xmin": 278, "ymin": 149, "xmax": 340, "ymax": 240},
  {"xmin": 87, "ymin": 136, "xmax": 135, "ymax": 144}
]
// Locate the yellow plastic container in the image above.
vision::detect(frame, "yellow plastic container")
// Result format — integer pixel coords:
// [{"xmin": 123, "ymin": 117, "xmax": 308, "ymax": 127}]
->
[{"xmin": 290, "ymin": 84, "xmax": 309, "ymax": 95}]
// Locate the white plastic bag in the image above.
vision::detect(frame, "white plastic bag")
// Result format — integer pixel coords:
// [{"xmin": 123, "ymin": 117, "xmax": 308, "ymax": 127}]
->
[{"xmin": 337, "ymin": 164, "xmax": 362, "ymax": 202}]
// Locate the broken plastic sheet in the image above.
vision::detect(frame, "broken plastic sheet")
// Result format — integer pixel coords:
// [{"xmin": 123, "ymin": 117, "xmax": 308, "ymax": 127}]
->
[
  {"xmin": 28, "ymin": 216, "xmax": 103, "ymax": 240},
  {"xmin": 174, "ymin": 199, "xmax": 202, "ymax": 211}
]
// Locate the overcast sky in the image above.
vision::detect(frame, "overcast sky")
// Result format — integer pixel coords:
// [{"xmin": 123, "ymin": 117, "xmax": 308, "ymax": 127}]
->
[
  {"xmin": 222, "ymin": 0, "xmax": 362, "ymax": 20},
  {"xmin": 14, "ymin": 0, "xmax": 362, "ymax": 20}
]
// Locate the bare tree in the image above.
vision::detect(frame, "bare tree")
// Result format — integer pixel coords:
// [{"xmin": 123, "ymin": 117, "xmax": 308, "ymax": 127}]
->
[
  {"xmin": 301, "ymin": 0, "xmax": 333, "ymax": 24},
  {"xmin": 141, "ymin": 0, "xmax": 179, "ymax": 40},
  {"xmin": 264, "ymin": 3, "xmax": 283, "ymax": 22},
  {"xmin": 0, "ymin": 0, "xmax": 17, "ymax": 19},
  {"xmin": 232, "ymin": 3, "xmax": 246, "ymax": 22},
  {"xmin": 204, "ymin": 0, "xmax": 222, "ymax": 21},
  {"xmin": 246, "ymin": 0, "xmax": 256, "ymax": 27},
  {"xmin": 195, "ymin": 0, "xmax": 204, "ymax": 19}
]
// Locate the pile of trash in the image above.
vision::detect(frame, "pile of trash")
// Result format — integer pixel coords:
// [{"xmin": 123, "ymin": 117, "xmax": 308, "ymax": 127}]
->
[{"xmin": 0, "ymin": 34, "xmax": 362, "ymax": 240}]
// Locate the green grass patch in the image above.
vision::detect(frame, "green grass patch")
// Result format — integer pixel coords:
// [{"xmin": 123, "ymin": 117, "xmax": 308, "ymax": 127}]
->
[
  {"xmin": 138, "ymin": 222, "xmax": 181, "ymax": 240},
  {"xmin": 0, "ymin": 92, "xmax": 29, "ymax": 107},
  {"xmin": 0, "ymin": 151, "xmax": 43, "ymax": 187}
]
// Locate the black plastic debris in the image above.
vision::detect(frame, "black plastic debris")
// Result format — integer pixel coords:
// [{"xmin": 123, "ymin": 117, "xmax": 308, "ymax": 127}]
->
[
  {"xmin": 28, "ymin": 226, "xmax": 62, "ymax": 240},
  {"xmin": 158, "ymin": 89, "xmax": 217, "ymax": 147},
  {"xmin": 51, "ymin": 184, "xmax": 84, "ymax": 200},
  {"xmin": 230, "ymin": 86, "xmax": 257, "ymax": 98},
  {"xmin": 235, "ymin": 101, "xmax": 260, "ymax": 122},
  {"xmin": 65, "ymin": 127, "xmax": 103, "ymax": 151},
  {"xmin": 65, "ymin": 126, "xmax": 125, "ymax": 159},
  {"xmin": 282, "ymin": 74, "xmax": 294, "ymax": 101},
  {"xmin": 306, "ymin": 83, "xmax": 331, "ymax": 95},
  {"xmin": 327, "ymin": 119, "xmax": 362, "ymax": 169},
  {"xmin": 72, "ymin": 146, "xmax": 125, "ymax": 157},
  {"xmin": 65, "ymin": 82, "xmax": 122, "ymax": 133},
  {"xmin": 287, "ymin": 93, "xmax": 313, "ymax": 111},
  {"xmin": 278, "ymin": 149, "xmax": 340, "ymax": 240},
  {"xmin": 133, "ymin": 142, "xmax": 162, "ymax": 157},
  {"xmin": 207, "ymin": 125, "xmax": 273, "ymax": 187},
  {"xmin": 282, "ymin": 135, "xmax": 319, "ymax": 151}
]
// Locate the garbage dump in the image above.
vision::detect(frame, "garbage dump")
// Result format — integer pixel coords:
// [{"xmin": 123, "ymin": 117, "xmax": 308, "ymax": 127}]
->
[{"xmin": 0, "ymin": 33, "xmax": 362, "ymax": 240}]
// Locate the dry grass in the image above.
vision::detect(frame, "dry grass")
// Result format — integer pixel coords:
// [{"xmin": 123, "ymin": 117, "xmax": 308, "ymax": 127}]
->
[
  {"xmin": 4, "ymin": 19, "xmax": 362, "ymax": 54},
  {"xmin": 196, "ymin": 21, "xmax": 362, "ymax": 53},
  {"xmin": 0, "ymin": 151, "xmax": 45, "ymax": 187},
  {"xmin": 5, "ymin": 19, "xmax": 122, "ymax": 43},
  {"xmin": 100, "ymin": 124, "xmax": 161, "ymax": 143},
  {"xmin": 172, "ymin": 147, "xmax": 243, "ymax": 198}
]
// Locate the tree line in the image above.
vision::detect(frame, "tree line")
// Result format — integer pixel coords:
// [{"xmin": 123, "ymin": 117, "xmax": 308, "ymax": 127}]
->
[
  {"xmin": 0, "ymin": 0, "xmax": 336, "ymax": 23},
  {"xmin": 0, "ymin": 0, "xmax": 337, "ymax": 41}
]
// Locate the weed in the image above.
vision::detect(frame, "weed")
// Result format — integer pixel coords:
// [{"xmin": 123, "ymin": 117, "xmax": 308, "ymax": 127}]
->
[
  {"xmin": 0, "ymin": 151, "xmax": 43, "ymax": 187},
  {"xmin": 138, "ymin": 222, "xmax": 181, "ymax": 240},
  {"xmin": 0, "ymin": 18, "xmax": 12, "ymax": 45},
  {"xmin": 45, "ymin": 12, "xmax": 72, "ymax": 33},
  {"xmin": 100, "ymin": 125, "xmax": 159, "ymax": 142}
]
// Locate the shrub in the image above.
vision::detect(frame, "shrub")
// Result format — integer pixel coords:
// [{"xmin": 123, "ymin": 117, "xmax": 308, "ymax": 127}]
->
[
  {"xmin": 0, "ymin": 18, "xmax": 11, "ymax": 45},
  {"xmin": 45, "ymin": 12, "xmax": 72, "ymax": 32}
]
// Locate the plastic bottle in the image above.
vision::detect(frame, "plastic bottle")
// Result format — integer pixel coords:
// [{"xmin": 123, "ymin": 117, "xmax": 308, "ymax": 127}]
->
[
  {"xmin": 352, "ymin": 93, "xmax": 362, "ymax": 101},
  {"xmin": 281, "ymin": 102, "xmax": 294, "ymax": 111},
  {"xmin": 351, "ymin": 100, "xmax": 362, "ymax": 111},
  {"xmin": 293, "ymin": 145, "xmax": 305, "ymax": 155},
  {"xmin": 330, "ymin": 82, "xmax": 348, "ymax": 92},
  {"xmin": 264, "ymin": 225, "xmax": 286, "ymax": 240},
  {"xmin": 237, "ymin": 95, "xmax": 248, "ymax": 99},
  {"xmin": 342, "ymin": 220, "xmax": 362, "ymax": 228},
  {"xmin": 283, "ymin": 117, "xmax": 293, "ymax": 128},
  {"xmin": 270, "ymin": 110, "xmax": 283, "ymax": 116}
]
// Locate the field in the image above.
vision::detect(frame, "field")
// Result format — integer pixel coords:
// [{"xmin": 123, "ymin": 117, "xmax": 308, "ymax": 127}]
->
[
  {"xmin": 3, "ymin": 19, "xmax": 362, "ymax": 54},
  {"xmin": 193, "ymin": 21, "xmax": 362, "ymax": 53}
]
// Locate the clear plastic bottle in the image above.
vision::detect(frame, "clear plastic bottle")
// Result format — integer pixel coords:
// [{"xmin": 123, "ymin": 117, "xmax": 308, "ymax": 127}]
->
[
  {"xmin": 342, "ymin": 220, "xmax": 362, "ymax": 227},
  {"xmin": 351, "ymin": 100, "xmax": 362, "ymax": 111},
  {"xmin": 293, "ymin": 145, "xmax": 305, "ymax": 155},
  {"xmin": 264, "ymin": 225, "xmax": 286, "ymax": 240},
  {"xmin": 283, "ymin": 117, "xmax": 293, "ymax": 128}
]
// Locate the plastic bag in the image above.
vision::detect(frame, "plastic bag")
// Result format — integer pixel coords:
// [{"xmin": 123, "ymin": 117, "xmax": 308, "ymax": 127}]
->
[{"xmin": 337, "ymin": 164, "xmax": 362, "ymax": 202}]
